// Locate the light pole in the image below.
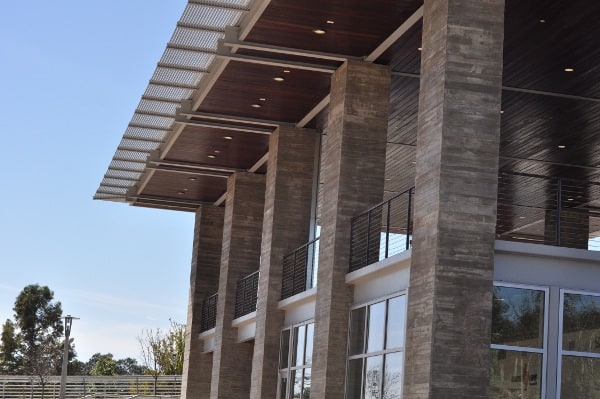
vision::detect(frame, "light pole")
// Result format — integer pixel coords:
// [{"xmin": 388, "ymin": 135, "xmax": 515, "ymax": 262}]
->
[{"xmin": 59, "ymin": 315, "xmax": 79, "ymax": 399}]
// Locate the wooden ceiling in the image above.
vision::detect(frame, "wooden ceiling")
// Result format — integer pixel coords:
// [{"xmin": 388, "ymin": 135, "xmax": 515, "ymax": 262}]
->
[{"xmin": 129, "ymin": 0, "xmax": 600, "ymax": 242}]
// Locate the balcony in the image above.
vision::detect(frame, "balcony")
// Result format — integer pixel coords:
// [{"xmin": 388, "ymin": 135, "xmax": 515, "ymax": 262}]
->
[
  {"xmin": 281, "ymin": 237, "xmax": 319, "ymax": 300},
  {"xmin": 200, "ymin": 293, "xmax": 217, "ymax": 333},
  {"xmin": 349, "ymin": 188, "xmax": 414, "ymax": 272},
  {"xmin": 234, "ymin": 271, "xmax": 259, "ymax": 319}
]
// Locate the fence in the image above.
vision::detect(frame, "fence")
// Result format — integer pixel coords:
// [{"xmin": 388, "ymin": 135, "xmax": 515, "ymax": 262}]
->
[
  {"xmin": 281, "ymin": 237, "xmax": 319, "ymax": 300},
  {"xmin": 199, "ymin": 293, "xmax": 218, "ymax": 332},
  {"xmin": 349, "ymin": 188, "xmax": 414, "ymax": 272},
  {"xmin": 496, "ymin": 173, "xmax": 600, "ymax": 250},
  {"xmin": 234, "ymin": 271, "xmax": 259, "ymax": 319},
  {"xmin": 0, "ymin": 375, "xmax": 180, "ymax": 399}
]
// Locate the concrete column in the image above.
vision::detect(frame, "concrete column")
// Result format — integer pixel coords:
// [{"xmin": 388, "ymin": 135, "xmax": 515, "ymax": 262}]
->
[
  {"xmin": 403, "ymin": 1, "xmax": 505, "ymax": 398},
  {"xmin": 181, "ymin": 206, "xmax": 224, "ymax": 399},
  {"xmin": 211, "ymin": 172, "xmax": 265, "ymax": 399},
  {"xmin": 250, "ymin": 126, "xmax": 318, "ymax": 399},
  {"xmin": 311, "ymin": 60, "xmax": 390, "ymax": 399}
]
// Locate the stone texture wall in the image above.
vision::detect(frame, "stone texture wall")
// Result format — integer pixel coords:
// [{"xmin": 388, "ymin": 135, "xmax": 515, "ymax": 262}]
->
[
  {"xmin": 311, "ymin": 60, "xmax": 390, "ymax": 399},
  {"xmin": 210, "ymin": 172, "xmax": 265, "ymax": 399},
  {"xmin": 403, "ymin": 0, "xmax": 505, "ymax": 397},
  {"xmin": 181, "ymin": 206, "xmax": 224, "ymax": 399},
  {"xmin": 250, "ymin": 126, "xmax": 318, "ymax": 399}
]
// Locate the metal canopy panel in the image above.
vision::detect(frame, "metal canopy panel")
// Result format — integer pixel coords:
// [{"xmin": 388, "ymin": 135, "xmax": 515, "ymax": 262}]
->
[{"xmin": 94, "ymin": 0, "xmax": 249, "ymax": 204}]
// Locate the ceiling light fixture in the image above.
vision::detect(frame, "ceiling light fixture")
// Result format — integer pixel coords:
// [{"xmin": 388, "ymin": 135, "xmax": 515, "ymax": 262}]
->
[
  {"xmin": 273, "ymin": 76, "xmax": 285, "ymax": 82},
  {"xmin": 188, "ymin": 177, "xmax": 197, "ymax": 181},
  {"xmin": 417, "ymin": 47, "xmax": 422, "ymax": 51},
  {"xmin": 326, "ymin": 20, "xmax": 335, "ymax": 25},
  {"xmin": 313, "ymin": 28, "xmax": 326, "ymax": 35},
  {"xmin": 564, "ymin": 68, "xmax": 574, "ymax": 72},
  {"xmin": 283, "ymin": 69, "xmax": 291, "ymax": 73},
  {"xmin": 557, "ymin": 145, "xmax": 566, "ymax": 149},
  {"xmin": 259, "ymin": 97, "xmax": 266, "ymax": 101},
  {"xmin": 208, "ymin": 154, "xmax": 216, "ymax": 159},
  {"xmin": 251, "ymin": 103, "xmax": 262, "ymax": 108},
  {"xmin": 539, "ymin": 19, "xmax": 546, "ymax": 23},
  {"xmin": 224, "ymin": 136, "xmax": 233, "ymax": 140},
  {"xmin": 178, "ymin": 191, "xmax": 186, "ymax": 195}
]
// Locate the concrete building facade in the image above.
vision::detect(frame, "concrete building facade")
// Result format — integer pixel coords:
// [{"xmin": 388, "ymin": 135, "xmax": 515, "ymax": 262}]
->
[{"xmin": 96, "ymin": 0, "xmax": 600, "ymax": 398}]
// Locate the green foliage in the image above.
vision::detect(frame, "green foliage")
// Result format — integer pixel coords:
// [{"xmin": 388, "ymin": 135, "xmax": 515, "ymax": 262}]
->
[
  {"xmin": 89, "ymin": 353, "xmax": 118, "ymax": 376},
  {"xmin": 116, "ymin": 357, "xmax": 144, "ymax": 375},
  {"xmin": 138, "ymin": 320, "xmax": 185, "ymax": 378},
  {"xmin": 0, "ymin": 319, "xmax": 21, "ymax": 373}
]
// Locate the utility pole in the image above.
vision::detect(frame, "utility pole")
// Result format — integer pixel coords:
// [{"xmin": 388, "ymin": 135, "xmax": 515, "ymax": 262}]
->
[{"xmin": 59, "ymin": 315, "xmax": 79, "ymax": 399}]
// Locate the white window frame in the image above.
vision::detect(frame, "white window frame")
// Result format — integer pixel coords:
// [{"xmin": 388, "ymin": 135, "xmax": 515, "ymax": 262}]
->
[
  {"xmin": 277, "ymin": 320, "xmax": 314, "ymax": 399},
  {"xmin": 557, "ymin": 288, "xmax": 600, "ymax": 399},
  {"xmin": 491, "ymin": 282, "xmax": 549, "ymax": 399}
]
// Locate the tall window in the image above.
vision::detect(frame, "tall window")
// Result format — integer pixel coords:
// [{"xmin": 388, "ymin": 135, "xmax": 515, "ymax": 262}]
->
[
  {"xmin": 559, "ymin": 290, "xmax": 600, "ymax": 398},
  {"xmin": 279, "ymin": 322, "xmax": 314, "ymax": 399},
  {"xmin": 346, "ymin": 295, "xmax": 406, "ymax": 399},
  {"xmin": 490, "ymin": 283, "xmax": 548, "ymax": 399}
]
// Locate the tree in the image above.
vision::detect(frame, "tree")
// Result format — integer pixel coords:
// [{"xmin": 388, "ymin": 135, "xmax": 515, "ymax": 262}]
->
[
  {"xmin": 89, "ymin": 353, "xmax": 117, "ymax": 376},
  {"xmin": 0, "ymin": 319, "xmax": 21, "ymax": 374},
  {"xmin": 138, "ymin": 320, "xmax": 185, "ymax": 394},
  {"xmin": 13, "ymin": 284, "xmax": 64, "ymax": 397},
  {"xmin": 115, "ymin": 357, "xmax": 144, "ymax": 375}
]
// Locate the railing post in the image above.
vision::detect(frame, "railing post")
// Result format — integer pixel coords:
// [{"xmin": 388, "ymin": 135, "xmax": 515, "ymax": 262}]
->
[
  {"xmin": 556, "ymin": 178, "xmax": 562, "ymax": 246},
  {"xmin": 385, "ymin": 200, "xmax": 391, "ymax": 258},
  {"xmin": 292, "ymin": 249, "xmax": 297, "ymax": 296},
  {"xmin": 406, "ymin": 188, "xmax": 413, "ymax": 250},
  {"xmin": 366, "ymin": 210, "xmax": 372, "ymax": 267}
]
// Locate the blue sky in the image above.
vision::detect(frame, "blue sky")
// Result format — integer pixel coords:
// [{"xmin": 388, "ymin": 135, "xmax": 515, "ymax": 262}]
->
[{"xmin": 0, "ymin": 1, "xmax": 195, "ymax": 362}]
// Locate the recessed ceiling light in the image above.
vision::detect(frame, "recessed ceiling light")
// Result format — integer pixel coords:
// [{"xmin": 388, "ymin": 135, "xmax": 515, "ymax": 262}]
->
[
  {"xmin": 417, "ymin": 47, "xmax": 422, "ymax": 51},
  {"xmin": 178, "ymin": 191, "xmax": 186, "ymax": 195},
  {"xmin": 539, "ymin": 19, "xmax": 546, "ymax": 23},
  {"xmin": 188, "ymin": 177, "xmax": 197, "ymax": 181},
  {"xmin": 326, "ymin": 20, "xmax": 335, "ymax": 25},
  {"xmin": 567, "ymin": 198, "xmax": 574, "ymax": 201},
  {"xmin": 251, "ymin": 103, "xmax": 262, "ymax": 108},
  {"xmin": 500, "ymin": 110, "xmax": 505, "ymax": 114},
  {"xmin": 558, "ymin": 145, "xmax": 566, "ymax": 149},
  {"xmin": 208, "ymin": 154, "xmax": 216, "ymax": 159},
  {"xmin": 224, "ymin": 136, "xmax": 233, "ymax": 140},
  {"xmin": 259, "ymin": 97, "xmax": 266, "ymax": 101},
  {"xmin": 313, "ymin": 28, "xmax": 326, "ymax": 35},
  {"xmin": 283, "ymin": 69, "xmax": 291, "ymax": 73},
  {"xmin": 519, "ymin": 216, "xmax": 526, "ymax": 219},
  {"xmin": 214, "ymin": 150, "xmax": 221, "ymax": 154},
  {"xmin": 564, "ymin": 68, "xmax": 574, "ymax": 72},
  {"xmin": 273, "ymin": 76, "xmax": 285, "ymax": 82}
]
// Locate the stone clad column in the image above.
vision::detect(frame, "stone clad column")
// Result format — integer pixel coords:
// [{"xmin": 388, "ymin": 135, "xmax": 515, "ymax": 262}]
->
[
  {"xmin": 181, "ymin": 206, "xmax": 224, "ymax": 399},
  {"xmin": 403, "ymin": 1, "xmax": 505, "ymax": 398},
  {"xmin": 210, "ymin": 172, "xmax": 265, "ymax": 399},
  {"xmin": 250, "ymin": 126, "xmax": 318, "ymax": 399},
  {"xmin": 311, "ymin": 60, "xmax": 390, "ymax": 399}
]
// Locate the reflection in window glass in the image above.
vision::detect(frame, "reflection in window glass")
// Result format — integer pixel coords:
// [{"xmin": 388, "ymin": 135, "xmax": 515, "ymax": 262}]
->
[
  {"xmin": 303, "ymin": 368, "xmax": 311, "ymax": 399},
  {"xmin": 280, "ymin": 329, "xmax": 290, "ymax": 369},
  {"xmin": 386, "ymin": 296, "xmax": 406, "ymax": 350},
  {"xmin": 295, "ymin": 325, "xmax": 306, "ymax": 367},
  {"xmin": 292, "ymin": 369, "xmax": 302, "ymax": 399},
  {"xmin": 489, "ymin": 349, "xmax": 542, "ymax": 399},
  {"xmin": 560, "ymin": 355, "xmax": 600, "ymax": 398},
  {"xmin": 346, "ymin": 295, "xmax": 406, "ymax": 399},
  {"xmin": 349, "ymin": 308, "xmax": 366, "ymax": 356},
  {"xmin": 346, "ymin": 359, "xmax": 363, "ymax": 399},
  {"xmin": 491, "ymin": 286, "xmax": 545, "ymax": 348},
  {"xmin": 305, "ymin": 324, "xmax": 314, "ymax": 365},
  {"xmin": 367, "ymin": 302, "xmax": 386, "ymax": 353},
  {"xmin": 364, "ymin": 356, "xmax": 383, "ymax": 399},
  {"xmin": 562, "ymin": 293, "xmax": 600, "ymax": 354},
  {"xmin": 384, "ymin": 352, "xmax": 403, "ymax": 399},
  {"xmin": 279, "ymin": 373, "xmax": 288, "ymax": 399}
]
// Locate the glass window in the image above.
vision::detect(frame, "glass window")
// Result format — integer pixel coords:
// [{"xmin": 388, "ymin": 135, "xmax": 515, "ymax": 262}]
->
[
  {"xmin": 279, "ymin": 322, "xmax": 314, "ymax": 399},
  {"xmin": 349, "ymin": 307, "xmax": 366, "ymax": 356},
  {"xmin": 490, "ymin": 284, "xmax": 547, "ymax": 399},
  {"xmin": 346, "ymin": 294, "xmax": 406, "ymax": 399},
  {"xmin": 560, "ymin": 356, "xmax": 600, "ymax": 398},
  {"xmin": 367, "ymin": 301, "xmax": 386, "ymax": 353},
  {"xmin": 562, "ymin": 292, "xmax": 600, "ymax": 354},
  {"xmin": 386, "ymin": 296, "xmax": 406, "ymax": 350}
]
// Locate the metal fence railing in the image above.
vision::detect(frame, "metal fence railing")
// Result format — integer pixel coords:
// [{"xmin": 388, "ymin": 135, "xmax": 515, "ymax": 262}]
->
[
  {"xmin": 281, "ymin": 237, "xmax": 319, "ymax": 300},
  {"xmin": 349, "ymin": 188, "xmax": 414, "ymax": 272},
  {"xmin": 234, "ymin": 271, "xmax": 259, "ymax": 319},
  {"xmin": 199, "ymin": 293, "xmax": 218, "ymax": 333},
  {"xmin": 0, "ymin": 375, "xmax": 181, "ymax": 399},
  {"xmin": 496, "ymin": 173, "xmax": 600, "ymax": 251}
]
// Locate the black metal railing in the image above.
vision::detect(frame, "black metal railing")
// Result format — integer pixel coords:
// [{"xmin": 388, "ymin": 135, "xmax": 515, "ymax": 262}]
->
[
  {"xmin": 349, "ymin": 187, "xmax": 414, "ymax": 272},
  {"xmin": 281, "ymin": 237, "xmax": 320, "ymax": 300},
  {"xmin": 200, "ymin": 293, "xmax": 218, "ymax": 332},
  {"xmin": 496, "ymin": 172, "xmax": 600, "ymax": 251},
  {"xmin": 234, "ymin": 271, "xmax": 259, "ymax": 319}
]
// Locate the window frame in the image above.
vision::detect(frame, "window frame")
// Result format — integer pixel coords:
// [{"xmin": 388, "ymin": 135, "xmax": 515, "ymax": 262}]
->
[
  {"xmin": 278, "ymin": 320, "xmax": 314, "ymax": 399},
  {"xmin": 490, "ymin": 282, "xmax": 549, "ymax": 399},
  {"xmin": 345, "ymin": 291, "xmax": 408, "ymax": 399}
]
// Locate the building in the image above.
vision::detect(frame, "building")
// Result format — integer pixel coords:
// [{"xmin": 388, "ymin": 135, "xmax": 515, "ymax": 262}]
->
[{"xmin": 94, "ymin": 0, "xmax": 600, "ymax": 398}]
